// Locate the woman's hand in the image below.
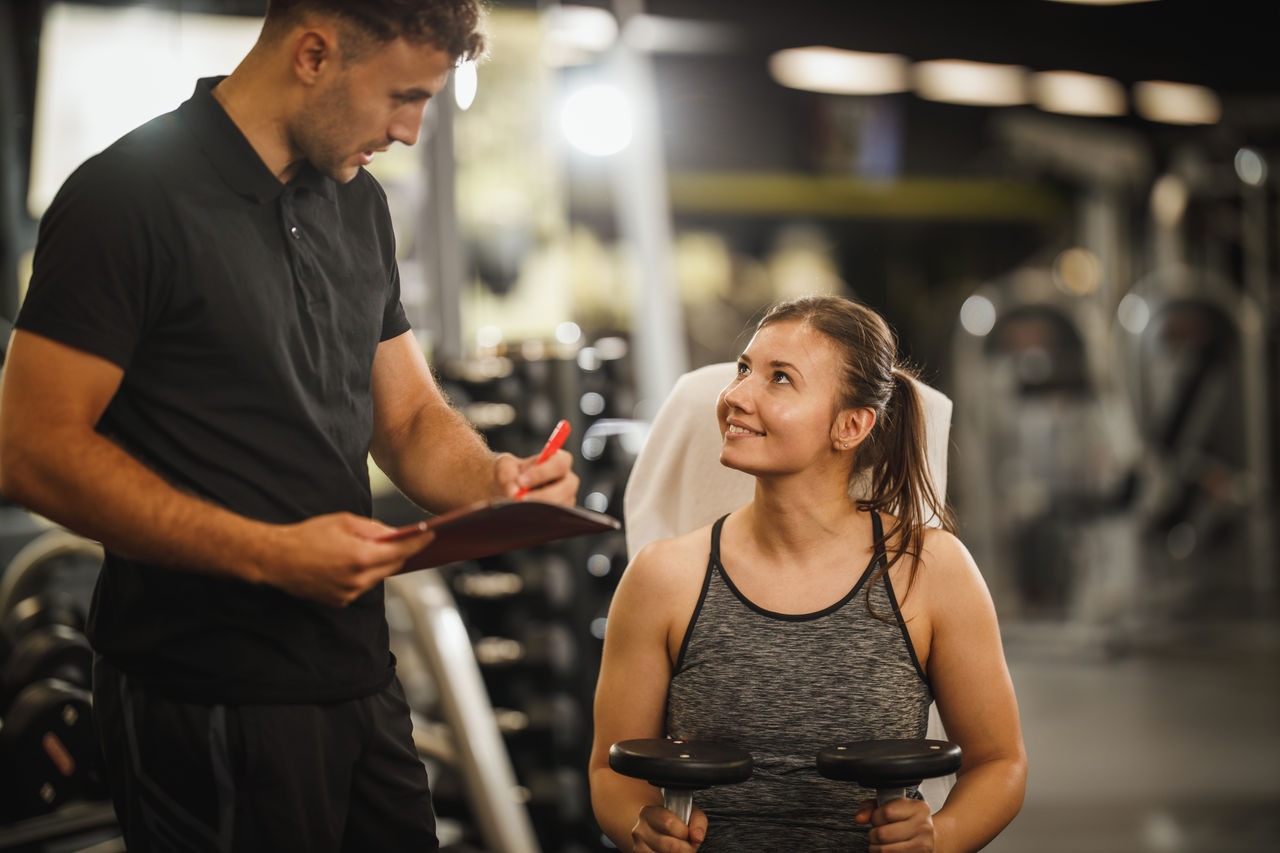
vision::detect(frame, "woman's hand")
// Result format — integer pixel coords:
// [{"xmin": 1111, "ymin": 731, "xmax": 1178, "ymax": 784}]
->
[
  {"xmin": 856, "ymin": 797, "xmax": 935, "ymax": 853},
  {"xmin": 630, "ymin": 805, "xmax": 708, "ymax": 852}
]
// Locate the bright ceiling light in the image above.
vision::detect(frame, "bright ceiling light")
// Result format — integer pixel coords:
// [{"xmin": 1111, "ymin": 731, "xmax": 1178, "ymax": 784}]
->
[
  {"xmin": 914, "ymin": 59, "xmax": 1029, "ymax": 106},
  {"xmin": 561, "ymin": 84, "xmax": 633, "ymax": 156},
  {"xmin": 454, "ymin": 61, "xmax": 477, "ymax": 110},
  {"xmin": 1033, "ymin": 70, "xmax": 1126, "ymax": 116},
  {"xmin": 768, "ymin": 46, "xmax": 909, "ymax": 95},
  {"xmin": 1134, "ymin": 80, "xmax": 1221, "ymax": 125}
]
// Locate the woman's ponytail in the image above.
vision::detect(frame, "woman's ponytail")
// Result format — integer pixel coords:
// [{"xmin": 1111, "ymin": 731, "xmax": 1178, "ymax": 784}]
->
[{"xmin": 860, "ymin": 366, "xmax": 956, "ymax": 598}]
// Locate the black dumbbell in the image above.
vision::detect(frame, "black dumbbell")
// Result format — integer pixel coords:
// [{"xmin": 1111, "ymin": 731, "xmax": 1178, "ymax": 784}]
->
[
  {"xmin": 2, "ymin": 623, "xmax": 93, "ymax": 709},
  {"xmin": 608, "ymin": 738, "xmax": 753, "ymax": 826},
  {"xmin": 473, "ymin": 624, "xmax": 578, "ymax": 679},
  {"xmin": 3, "ymin": 591, "xmax": 86, "ymax": 644},
  {"xmin": 0, "ymin": 678, "xmax": 107, "ymax": 819},
  {"xmin": 817, "ymin": 739, "xmax": 961, "ymax": 807}
]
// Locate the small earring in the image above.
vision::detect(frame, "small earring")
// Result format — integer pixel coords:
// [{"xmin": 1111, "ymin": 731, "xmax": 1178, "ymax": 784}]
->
[{"xmin": 842, "ymin": 442, "xmax": 849, "ymax": 449}]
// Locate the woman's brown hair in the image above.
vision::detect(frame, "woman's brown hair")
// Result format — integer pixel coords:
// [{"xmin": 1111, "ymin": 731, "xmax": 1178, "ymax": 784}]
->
[{"xmin": 756, "ymin": 295, "xmax": 956, "ymax": 601}]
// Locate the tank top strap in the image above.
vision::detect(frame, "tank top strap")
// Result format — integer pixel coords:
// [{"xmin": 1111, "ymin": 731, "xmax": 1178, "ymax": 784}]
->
[
  {"xmin": 709, "ymin": 514, "xmax": 729, "ymax": 565},
  {"xmin": 870, "ymin": 510, "xmax": 886, "ymax": 568}
]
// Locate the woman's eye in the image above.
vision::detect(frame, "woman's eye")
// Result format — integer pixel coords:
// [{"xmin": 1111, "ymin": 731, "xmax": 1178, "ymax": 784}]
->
[
  {"xmin": 736, "ymin": 361, "xmax": 750, "ymax": 376},
  {"xmin": 773, "ymin": 371, "xmax": 791, "ymax": 384}
]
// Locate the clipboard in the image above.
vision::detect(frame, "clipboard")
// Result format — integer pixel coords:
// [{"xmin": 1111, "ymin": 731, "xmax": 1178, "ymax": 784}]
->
[{"xmin": 385, "ymin": 499, "xmax": 621, "ymax": 573}]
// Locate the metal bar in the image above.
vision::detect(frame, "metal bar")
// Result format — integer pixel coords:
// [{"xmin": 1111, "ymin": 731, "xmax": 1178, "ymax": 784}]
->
[{"xmin": 387, "ymin": 572, "xmax": 541, "ymax": 853}]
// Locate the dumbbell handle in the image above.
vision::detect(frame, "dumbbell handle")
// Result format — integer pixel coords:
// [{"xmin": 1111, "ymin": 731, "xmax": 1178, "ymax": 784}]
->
[
  {"xmin": 875, "ymin": 786, "xmax": 909, "ymax": 807},
  {"xmin": 661, "ymin": 788, "xmax": 693, "ymax": 825}
]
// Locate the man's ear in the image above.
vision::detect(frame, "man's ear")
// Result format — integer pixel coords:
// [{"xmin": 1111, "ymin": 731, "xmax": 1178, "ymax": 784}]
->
[
  {"xmin": 291, "ymin": 27, "xmax": 336, "ymax": 84},
  {"xmin": 832, "ymin": 407, "xmax": 876, "ymax": 452}
]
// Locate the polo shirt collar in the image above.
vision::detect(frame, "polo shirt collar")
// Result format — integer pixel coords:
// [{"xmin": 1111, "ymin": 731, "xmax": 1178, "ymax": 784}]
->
[{"xmin": 179, "ymin": 76, "xmax": 336, "ymax": 204}]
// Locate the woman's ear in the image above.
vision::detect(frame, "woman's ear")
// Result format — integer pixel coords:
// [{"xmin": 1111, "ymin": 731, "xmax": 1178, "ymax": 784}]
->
[{"xmin": 832, "ymin": 407, "xmax": 876, "ymax": 451}]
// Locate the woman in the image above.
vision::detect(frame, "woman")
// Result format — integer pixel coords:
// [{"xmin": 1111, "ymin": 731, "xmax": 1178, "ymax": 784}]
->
[{"xmin": 589, "ymin": 296, "xmax": 1026, "ymax": 851}]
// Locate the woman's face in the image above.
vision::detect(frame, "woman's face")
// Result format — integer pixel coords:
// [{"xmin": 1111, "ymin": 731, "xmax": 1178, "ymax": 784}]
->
[{"xmin": 716, "ymin": 320, "xmax": 849, "ymax": 477}]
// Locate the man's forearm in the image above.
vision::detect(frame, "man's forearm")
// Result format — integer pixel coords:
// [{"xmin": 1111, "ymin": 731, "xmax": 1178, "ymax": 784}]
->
[
  {"xmin": 0, "ymin": 424, "xmax": 275, "ymax": 582},
  {"xmin": 372, "ymin": 400, "xmax": 506, "ymax": 515}
]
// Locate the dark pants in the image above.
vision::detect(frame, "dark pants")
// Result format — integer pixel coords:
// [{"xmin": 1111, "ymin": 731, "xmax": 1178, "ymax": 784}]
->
[{"xmin": 92, "ymin": 656, "xmax": 438, "ymax": 853}]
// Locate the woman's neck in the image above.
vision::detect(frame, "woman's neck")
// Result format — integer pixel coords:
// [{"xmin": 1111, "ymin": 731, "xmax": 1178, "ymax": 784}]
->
[{"xmin": 743, "ymin": 470, "xmax": 863, "ymax": 559}]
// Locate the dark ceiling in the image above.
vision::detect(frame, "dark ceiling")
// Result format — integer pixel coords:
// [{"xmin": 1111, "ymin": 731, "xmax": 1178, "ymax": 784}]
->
[
  {"xmin": 580, "ymin": 0, "xmax": 1274, "ymax": 97},
  {"xmin": 9, "ymin": 0, "xmax": 1273, "ymax": 97}
]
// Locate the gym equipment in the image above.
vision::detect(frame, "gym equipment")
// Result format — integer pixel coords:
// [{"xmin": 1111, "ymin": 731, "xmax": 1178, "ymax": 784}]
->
[
  {"xmin": 0, "ymin": 678, "xmax": 106, "ymax": 819},
  {"xmin": 3, "ymin": 591, "xmax": 85, "ymax": 644},
  {"xmin": 817, "ymin": 739, "xmax": 962, "ymax": 806},
  {"xmin": 473, "ymin": 624, "xmax": 577, "ymax": 679},
  {"xmin": 0, "ymin": 530, "xmax": 102, "ymax": 623},
  {"xmin": 385, "ymin": 570, "xmax": 541, "ymax": 853},
  {"xmin": 2, "ymin": 624, "xmax": 92, "ymax": 707},
  {"xmin": 608, "ymin": 738, "xmax": 753, "ymax": 825},
  {"xmin": 451, "ymin": 554, "xmax": 574, "ymax": 613}
]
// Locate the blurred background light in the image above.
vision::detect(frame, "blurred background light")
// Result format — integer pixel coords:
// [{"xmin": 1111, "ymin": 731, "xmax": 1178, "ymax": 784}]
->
[
  {"xmin": 560, "ymin": 83, "xmax": 633, "ymax": 156},
  {"xmin": 28, "ymin": 3, "xmax": 259, "ymax": 217},
  {"xmin": 960, "ymin": 294, "xmax": 998, "ymax": 336},
  {"xmin": 1052, "ymin": 247, "xmax": 1102, "ymax": 296},
  {"xmin": 1150, "ymin": 174, "xmax": 1189, "ymax": 227},
  {"xmin": 914, "ymin": 59, "xmax": 1030, "ymax": 106},
  {"xmin": 1117, "ymin": 293, "xmax": 1151, "ymax": 334},
  {"xmin": 1234, "ymin": 148, "xmax": 1267, "ymax": 186},
  {"xmin": 623, "ymin": 14, "xmax": 742, "ymax": 55},
  {"xmin": 1032, "ymin": 70, "xmax": 1126, "ymax": 117},
  {"xmin": 541, "ymin": 3, "xmax": 618, "ymax": 68},
  {"xmin": 454, "ymin": 60, "xmax": 477, "ymax": 110},
  {"xmin": 555, "ymin": 321, "xmax": 583, "ymax": 345},
  {"xmin": 768, "ymin": 46, "xmax": 910, "ymax": 96},
  {"xmin": 476, "ymin": 324, "xmax": 504, "ymax": 349},
  {"xmin": 1133, "ymin": 80, "xmax": 1221, "ymax": 125}
]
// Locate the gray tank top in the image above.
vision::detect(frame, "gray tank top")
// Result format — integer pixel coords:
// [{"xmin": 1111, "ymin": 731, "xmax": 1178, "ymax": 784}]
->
[{"xmin": 665, "ymin": 512, "xmax": 932, "ymax": 851}]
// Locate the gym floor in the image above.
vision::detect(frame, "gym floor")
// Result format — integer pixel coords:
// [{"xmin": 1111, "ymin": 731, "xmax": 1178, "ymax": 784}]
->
[{"xmin": 987, "ymin": 618, "xmax": 1280, "ymax": 853}]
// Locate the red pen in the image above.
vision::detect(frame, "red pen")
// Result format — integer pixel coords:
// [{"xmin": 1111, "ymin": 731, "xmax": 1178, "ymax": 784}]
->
[{"xmin": 513, "ymin": 419, "xmax": 571, "ymax": 500}]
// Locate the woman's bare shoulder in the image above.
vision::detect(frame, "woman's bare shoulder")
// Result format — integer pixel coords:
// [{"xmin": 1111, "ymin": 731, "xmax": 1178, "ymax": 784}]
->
[
  {"xmin": 915, "ymin": 526, "xmax": 994, "ymax": 606},
  {"xmin": 625, "ymin": 522, "xmax": 716, "ymax": 591}
]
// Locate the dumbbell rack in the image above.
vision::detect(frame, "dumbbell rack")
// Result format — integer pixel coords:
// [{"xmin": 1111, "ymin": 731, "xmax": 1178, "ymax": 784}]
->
[
  {"xmin": 376, "ymin": 337, "xmax": 640, "ymax": 852},
  {"xmin": 0, "ymin": 528, "xmax": 119, "ymax": 850}
]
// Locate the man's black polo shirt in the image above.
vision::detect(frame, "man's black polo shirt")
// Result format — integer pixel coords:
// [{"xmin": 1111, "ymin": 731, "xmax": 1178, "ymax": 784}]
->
[{"xmin": 17, "ymin": 77, "xmax": 411, "ymax": 704}]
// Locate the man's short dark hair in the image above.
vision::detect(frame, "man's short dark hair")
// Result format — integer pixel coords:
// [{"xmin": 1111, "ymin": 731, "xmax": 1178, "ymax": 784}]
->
[{"xmin": 264, "ymin": 0, "xmax": 487, "ymax": 64}]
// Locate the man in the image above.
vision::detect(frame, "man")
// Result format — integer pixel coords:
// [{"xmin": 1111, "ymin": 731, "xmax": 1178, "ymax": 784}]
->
[{"xmin": 0, "ymin": 1, "xmax": 577, "ymax": 849}]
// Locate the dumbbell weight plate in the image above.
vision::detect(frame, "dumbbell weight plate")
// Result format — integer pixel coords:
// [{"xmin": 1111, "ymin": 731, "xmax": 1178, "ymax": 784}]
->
[
  {"xmin": 816, "ymin": 739, "xmax": 962, "ymax": 788},
  {"xmin": 0, "ymin": 530, "xmax": 103, "ymax": 620},
  {"xmin": 608, "ymin": 738, "xmax": 754, "ymax": 790},
  {"xmin": 0, "ymin": 678, "xmax": 106, "ymax": 819},
  {"xmin": 4, "ymin": 591, "xmax": 86, "ymax": 641},
  {"xmin": 2, "ymin": 624, "xmax": 93, "ymax": 707}
]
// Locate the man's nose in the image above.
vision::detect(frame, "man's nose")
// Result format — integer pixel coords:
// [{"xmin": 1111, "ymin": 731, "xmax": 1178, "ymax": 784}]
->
[{"xmin": 390, "ymin": 105, "xmax": 426, "ymax": 147}]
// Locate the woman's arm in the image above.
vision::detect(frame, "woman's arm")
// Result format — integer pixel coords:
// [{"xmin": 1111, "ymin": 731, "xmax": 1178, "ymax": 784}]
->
[
  {"xmin": 919, "ymin": 531, "xmax": 1028, "ymax": 853},
  {"xmin": 589, "ymin": 537, "xmax": 709, "ymax": 851}
]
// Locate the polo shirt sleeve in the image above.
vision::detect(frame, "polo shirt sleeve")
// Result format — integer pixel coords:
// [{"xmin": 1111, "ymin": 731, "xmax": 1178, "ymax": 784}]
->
[
  {"xmin": 380, "ymin": 260, "xmax": 411, "ymax": 343},
  {"xmin": 17, "ymin": 152, "xmax": 167, "ymax": 370},
  {"xmin": 368, "ymin": 177, "xmax": 410, "ymax": 343}
]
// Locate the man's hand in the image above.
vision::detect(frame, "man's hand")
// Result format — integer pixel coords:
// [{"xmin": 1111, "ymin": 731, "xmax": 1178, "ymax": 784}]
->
[
  {"xmin": 495, "ymin": 449, "xmax": 579, "ymax": 506},
  {"xmin": 254, "ymin": 513, "xmax": 435, "ymax": 607}
]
